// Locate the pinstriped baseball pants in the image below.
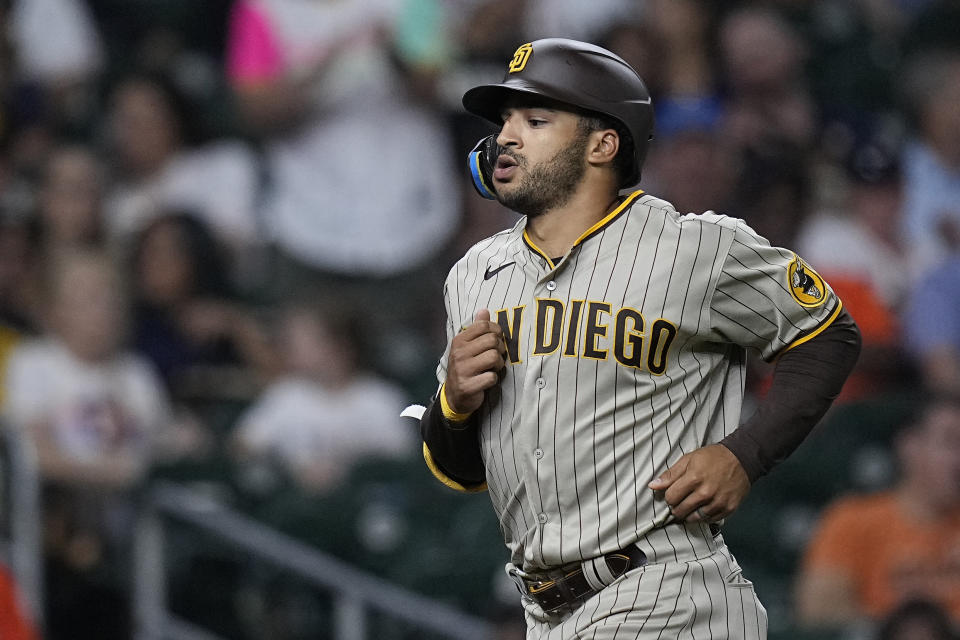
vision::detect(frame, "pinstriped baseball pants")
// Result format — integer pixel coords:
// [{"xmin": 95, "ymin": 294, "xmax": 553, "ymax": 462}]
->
[{"xmin": 521, "ymin": 524, "xmax": 768, "ymax": 639}]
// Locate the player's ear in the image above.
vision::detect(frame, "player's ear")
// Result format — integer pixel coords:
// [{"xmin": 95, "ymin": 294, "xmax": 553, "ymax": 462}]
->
[{"xmin": 588, "ymin": 129, "xmax": 620, "ymax": 167}]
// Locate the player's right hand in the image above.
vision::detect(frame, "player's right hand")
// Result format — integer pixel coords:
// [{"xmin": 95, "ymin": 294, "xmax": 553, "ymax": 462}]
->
[{"xmin": 444, "ymin": 309, "xmax": 506, "ymax": 416}]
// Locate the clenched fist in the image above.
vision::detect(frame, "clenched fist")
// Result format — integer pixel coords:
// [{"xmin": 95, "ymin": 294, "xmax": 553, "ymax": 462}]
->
[{"xmin": 444, "ymin": 309, "xmax": 506, "ymax": 416}]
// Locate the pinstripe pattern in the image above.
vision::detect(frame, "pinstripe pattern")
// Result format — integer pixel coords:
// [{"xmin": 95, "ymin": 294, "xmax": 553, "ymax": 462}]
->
[
  {"xmin": 522, "ymin": 527, "xmax": 766, "ymax": 639},
  {"xmin": 433, "ymin": 192, "xmax": 834, "ymax": 636}
]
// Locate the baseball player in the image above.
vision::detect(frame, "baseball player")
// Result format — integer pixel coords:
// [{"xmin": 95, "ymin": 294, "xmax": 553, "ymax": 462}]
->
[{"xmin": 413, "ymin": 39, "xmax": 861, "ymax": 638}]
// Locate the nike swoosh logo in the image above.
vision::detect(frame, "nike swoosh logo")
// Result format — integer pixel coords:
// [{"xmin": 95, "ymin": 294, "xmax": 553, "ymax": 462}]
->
[{"xmin": 484, "ymin": 261, "xmax": 515, "ymax": 280}]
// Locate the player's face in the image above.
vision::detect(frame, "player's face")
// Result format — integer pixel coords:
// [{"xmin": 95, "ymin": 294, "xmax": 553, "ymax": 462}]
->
[{"xmin": 493, "ymin": 104, "xmax": 590, "ymax": 218}]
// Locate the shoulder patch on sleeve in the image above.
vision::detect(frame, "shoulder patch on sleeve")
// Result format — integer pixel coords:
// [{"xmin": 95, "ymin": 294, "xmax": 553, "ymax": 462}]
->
[{"xmin": 788, "ymin": 255, "xmax": 827, "ymax": 307}]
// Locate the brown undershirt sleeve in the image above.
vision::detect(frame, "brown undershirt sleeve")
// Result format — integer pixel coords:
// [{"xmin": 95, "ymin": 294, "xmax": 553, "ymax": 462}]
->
[
  {"xmin": 720, "ymin": 307, "xmax": 862, "ymax": 484},
  {"xmin": 420, "ymin": 396, "xmax": 486, "ymax": 486}
]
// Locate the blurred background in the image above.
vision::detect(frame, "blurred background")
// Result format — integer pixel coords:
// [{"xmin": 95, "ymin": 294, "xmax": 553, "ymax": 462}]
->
[{"xmin": 0, "ymin": 0, "xmax": 958, "ymax": 639}]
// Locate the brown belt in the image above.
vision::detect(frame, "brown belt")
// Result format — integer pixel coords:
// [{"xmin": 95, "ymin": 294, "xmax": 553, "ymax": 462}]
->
[{"xmin": 508, "ymin": 545, "xmax": 648, "ymax": 614}]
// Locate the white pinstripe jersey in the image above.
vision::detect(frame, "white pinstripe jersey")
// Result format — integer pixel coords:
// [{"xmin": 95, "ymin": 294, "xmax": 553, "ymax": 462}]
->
[{"xmin": 431, "ymin": 190, "xmax": 841, "ymax": 572}]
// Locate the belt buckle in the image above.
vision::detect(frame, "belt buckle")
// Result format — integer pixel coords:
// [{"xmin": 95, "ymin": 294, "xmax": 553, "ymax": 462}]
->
[
  {"xmin": 506, "ymin": 565, "xmax": 533, "ymax": 595},
  {"xmin": 506, "ymin": 566, "xmax": 563, "ymax": 605}
]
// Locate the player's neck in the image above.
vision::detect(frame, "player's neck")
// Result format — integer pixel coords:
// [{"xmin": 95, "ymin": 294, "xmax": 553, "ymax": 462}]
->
[{"xmin": 525, "ymin": 183, "xmax": 620, "ymax": 260}]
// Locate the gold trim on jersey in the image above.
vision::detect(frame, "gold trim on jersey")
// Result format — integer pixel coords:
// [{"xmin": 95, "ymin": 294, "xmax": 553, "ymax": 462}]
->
[
  {"xmin": 422, "ymin": 443, "xmax": 488, "ymax": 493},
  {"xmin": 782, "ymin": 300, "xmax": 844, "ymax": 353},
  {"xmin": 521, "ymin": 191, "xmax": 645, "ymax": 267},
  {"xmin": 522, "ymin": 232, "xmax": 555, "ymax": 268},
  {"xmin": 573, "ymin": 190, "xmax": 644, "ymax": 247}
]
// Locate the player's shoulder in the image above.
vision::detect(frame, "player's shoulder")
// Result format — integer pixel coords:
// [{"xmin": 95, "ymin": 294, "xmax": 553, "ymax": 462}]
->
[
  {"xmin": 464, "ymin": 222, "xmax": 520, "ymax": 257},
  {"xmin": 448, "ymin": 218, "xmax": 524, "ymax": 276},
  {"xmin": 634, "ymin": 193, "xmax": 745, "ymax": 233},
  {"xmin": 679, "ymin": 208, "xmax": 748, "ymax": 235}
]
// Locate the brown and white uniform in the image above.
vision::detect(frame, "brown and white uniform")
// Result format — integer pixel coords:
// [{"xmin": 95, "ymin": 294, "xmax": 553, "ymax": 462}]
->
[{"xmin": 425, "ymin": 190, "xmax": 842, "ymax": 638}]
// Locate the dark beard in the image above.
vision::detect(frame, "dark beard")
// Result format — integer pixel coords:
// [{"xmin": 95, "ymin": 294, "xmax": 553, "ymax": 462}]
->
[{"xmin": 497, "ymin": 130, "xmax": 589, "ymax": 218}]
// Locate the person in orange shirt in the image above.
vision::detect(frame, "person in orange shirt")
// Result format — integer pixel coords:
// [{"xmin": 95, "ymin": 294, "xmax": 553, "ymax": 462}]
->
[{"xmin": 794, "ymin": 395, "xmax": 960, "ymax": 627}]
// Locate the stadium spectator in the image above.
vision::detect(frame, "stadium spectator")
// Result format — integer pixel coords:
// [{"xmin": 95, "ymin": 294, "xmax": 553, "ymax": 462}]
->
[
  {"xmin": 2, "ymin": 248, "xmax": 176, "ymax": 485},
  {"xmin": 903, "ymin": 253, "xmax": 960, "ymax": 395},
  {"xmin": 643, "ymin": 0, "xmax": 718, "ymax": 103},
  {"xmin": 102, "ymin": 72, "xmax": 261, "ymax": 269},
  {"xmin": 128, "ymin": 211, "xmax": 274, "ymax": 404},
  {"xmin": 898, "ymin": 49, "xmax": 960, "ymax": 280},
  {"xmin": 642, "ymin": 106, "xmax": 736, "ymax": 218},
  {"xmin": 600, "ymin": 20, "xmax": 667, "ymax": 102},
  {"xmin": 794, "ymin": 396, "xmax": 960, "ymax": 627},
  {"xmin": 34, "ymin": 144, "xmax": 106, "ymax": 259},
  {"xmin": 876, "ymin": 599, "xmax": 958, "ymax": 640},
  {"xmin": 7, "ymin": 0, "xmax": 105, "ymax": 135},
  {"xmin": 797, "ymin": 128, "xmax": 912, "ymax": 399},
  {"xmin": 717, "ymin": 5, "xmax": 816, "ymax": 247},
  {"xmin": 1, "ymin": 248, "xmax": 183, "ymax": 639},
  {"xmin": 0, "ymin": 213, "xmax": 40, "ymax": 335},
  {"xmin": 230, "ymin": 303, "xmax": 415, "ymax": 494},
  {"xmin": 632, "ymin": 1, "xmax": 735, "ymax": 216},
  {"xmin": 718, "ymin": 5, "xmax": 817, "ymax": 153},
  {"xmin": 902, "ymin": 0, "xmax": 960, "ymax": 58},
  {"xmin": 224, "ymin": 0, "xmax": 459, "ymax": 278},
  {"xmin": 0, "ymin": 220, "xmax": 36, "ymax": 406},
  {"xmin": 519, "ymin": 0, "xmax": 631, "ymax": 42},
  {"xmin": 224, "ymin": 0, "xmax": 459, "ymax": 382}
]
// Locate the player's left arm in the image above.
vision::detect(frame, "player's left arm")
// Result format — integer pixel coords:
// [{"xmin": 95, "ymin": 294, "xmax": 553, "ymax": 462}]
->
[
  {"xmin": 651, "ymin": 221, "xmax": 862, "ymax": 522},
  {"xmin": 650, "ymin": 307, "xmax": 861, "ymax": 522}
]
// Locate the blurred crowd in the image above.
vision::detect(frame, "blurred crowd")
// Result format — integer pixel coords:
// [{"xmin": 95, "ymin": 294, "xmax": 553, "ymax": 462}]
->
[{"xmin": 0, "ymin": 0, "xmax": 957, "ymax": 639}]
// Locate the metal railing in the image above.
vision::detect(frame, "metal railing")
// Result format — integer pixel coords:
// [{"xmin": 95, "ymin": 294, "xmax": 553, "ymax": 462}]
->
[
  {"xmin": 134, "ymin": 481, "xmax": 494, "ymax": 640},
  {"xmin": 0, "ymin": 425, "xmax": 495, "ymax": 640}
]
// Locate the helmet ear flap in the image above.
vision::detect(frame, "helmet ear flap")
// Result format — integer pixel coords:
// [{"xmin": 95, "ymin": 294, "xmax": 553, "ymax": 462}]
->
[{"xmin": 468, "ymin": 134, "xmax": 500, "ymax": 199}]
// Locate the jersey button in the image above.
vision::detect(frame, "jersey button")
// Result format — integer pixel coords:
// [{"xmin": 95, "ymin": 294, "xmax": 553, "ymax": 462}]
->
[
  {"xmin": 538, "ymin": 513, "xmax": 548, "ymax": 524},
  {"xmin": 534, "ymin": 448, "xmax": 544, "ymax": 459},
  {"xmin": 535, "ymin": 378, "xmax": 546, "ymax": 389},
  {"xmin": 545, "ymin": 280, "xmax": 557, "ymax": 291}
]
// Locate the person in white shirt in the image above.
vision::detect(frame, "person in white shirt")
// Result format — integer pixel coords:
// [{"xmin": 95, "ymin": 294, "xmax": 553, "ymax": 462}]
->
[
  {"xmin": 231, "ymin": 303, "xmax": 415, "ymax": 493},
  {"xmin": 3, "ymin": 249, "xmax": 175, "ymax": 485},
  {"xmin": 103, "ymin": 72, "xmax": 261, "ymax": 266},
  {"xmin": 1, "ymin": 248, "xmax": 198, "ymax": 640}
]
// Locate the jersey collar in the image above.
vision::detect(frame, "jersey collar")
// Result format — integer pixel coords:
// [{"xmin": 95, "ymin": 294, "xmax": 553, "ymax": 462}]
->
[{"xmin": 522, "ymin": 190, "xmax": 644, "ymax": 269}]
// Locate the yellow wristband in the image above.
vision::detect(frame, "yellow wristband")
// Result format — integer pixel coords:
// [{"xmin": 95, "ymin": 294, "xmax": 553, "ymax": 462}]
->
[{"xmin": 439, "ymin": 384, "xmax": 472, "ymax": 422}]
